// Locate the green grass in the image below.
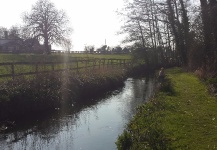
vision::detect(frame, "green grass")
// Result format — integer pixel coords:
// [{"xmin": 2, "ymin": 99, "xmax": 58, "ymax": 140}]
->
[
  {"xmin": 0, "ymin": 53, "xmax": 131, "ymax": 81},
  {"xmin": 163, "ymin": 68, "xmax": 217, "ymax": 149},
  {"xmin": 116, "ymin": 67, "xmax": 217, "ymax": 149},
  {"xmin": 0, "ymin": 53, "xmax": 131, "ymax": 62}
]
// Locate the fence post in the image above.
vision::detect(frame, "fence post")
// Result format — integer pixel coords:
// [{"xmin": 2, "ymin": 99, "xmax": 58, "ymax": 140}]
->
[
  {"xmin": 99, "ymin": 59, "xmax": 101, "ymax": 69},
  {"xmin": 77, "ymin": 60, "xmax": 79, "ymax": 73},
  {"xmin": 69, "ymin": 61, "xmax": 72, "ymax": 70},
  {"xmin": 11, "ymin": 63, "xmax": 15, "ymax": 80},
  {"xmin": 52, "ymin": 62, "xmax": 55, "ymax": 71},
  {"xmin": 35, "ymin": 62, "xmax": 38, "ymax": 74},
  {"xmin": 65, "ymin": 62, "xmax": 68, "ymax": 71},
  {"xmin": 85, "ymin": 60, "xmax": 88, "ymax": 71},
  {"xmin": 93, "ymin": 59, "xmax": 95, "ymax": 70},
  {"xmin": 107, "ymin": 59, "xmax": 109, "ymax": 68},
  {"xmin": 103, "ymin": 59, "xmax": 105, "ymax": 69},
  {"xmin": 119, "ymin": 59, "xmax": 120, "ymax": 67}
]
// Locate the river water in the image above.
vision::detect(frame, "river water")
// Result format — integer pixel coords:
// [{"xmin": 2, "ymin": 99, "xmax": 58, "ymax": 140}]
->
[{"xmin": 0, "ymin": 77, "xmax": 156, "ymax": 150}]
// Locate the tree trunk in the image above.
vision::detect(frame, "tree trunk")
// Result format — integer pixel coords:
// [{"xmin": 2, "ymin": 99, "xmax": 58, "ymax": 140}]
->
[
  {"xmin": 167, "ymin": 0, "xmax": 182, "ymax": 63},
  {"xmin": 167, "ymin": 0, "xmax": 189, "ymax": 66},
  {"xmin": 137, "ymin": 20, "xmax": 149, "ymax": 64},
  {"xmin": 44, "ymin": 34, "xmax": 50, "ymax": 54},
  {"xmin": 200, "ymin": 0, "xmax": 213, "ymax": 58},
  {"xmin": 209, "ymin": 0, "xmax": 217, "ymax": 51},
  {"xmin": 179, "ymin": 0, "xmax": 189, "ymax": 66}
]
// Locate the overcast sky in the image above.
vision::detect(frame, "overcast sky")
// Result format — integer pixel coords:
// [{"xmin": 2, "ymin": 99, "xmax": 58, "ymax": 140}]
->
[{"xmin": 0, "ymin": 0, "xmax": 125, "ymax": 51}]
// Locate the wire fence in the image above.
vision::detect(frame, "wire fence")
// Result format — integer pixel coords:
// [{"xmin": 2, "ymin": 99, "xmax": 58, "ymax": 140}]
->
[{"xmin": 0, "ymin": 58, "xmax": 133, "ymax": 80}]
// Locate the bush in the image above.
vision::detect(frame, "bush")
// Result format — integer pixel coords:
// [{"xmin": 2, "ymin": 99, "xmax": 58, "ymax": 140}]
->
[
  {"xmin": 116, "ymin": 130, "xmax": 132, "ymax": 150},
  {"xmin": 158, "ymin": 77, "xmax": 175, "ymax": 95}
]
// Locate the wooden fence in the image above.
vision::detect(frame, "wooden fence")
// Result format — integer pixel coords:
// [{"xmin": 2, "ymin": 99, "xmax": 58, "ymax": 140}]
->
[{"xmin": 0, "ymin": 58, "xmax": 132, "ymax": 79}]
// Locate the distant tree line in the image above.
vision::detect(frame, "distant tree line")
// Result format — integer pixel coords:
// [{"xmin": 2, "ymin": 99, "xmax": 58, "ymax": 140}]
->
[
  {"xmin": 84, "ymin": 45, "xmax": 130, "ymax": 54},
  {"xmin": 119, "ymin": 0, "xmax": 217, "ymax": 74},
  {"xmin": 0, "ymin": 26, "xmax": 21, "ymax": 39}
]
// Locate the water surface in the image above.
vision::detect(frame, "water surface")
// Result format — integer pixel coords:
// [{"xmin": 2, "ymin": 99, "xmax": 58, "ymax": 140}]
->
[{"xmin": 0, "ymin": 77, "xmax": 156, "ymax": 150}]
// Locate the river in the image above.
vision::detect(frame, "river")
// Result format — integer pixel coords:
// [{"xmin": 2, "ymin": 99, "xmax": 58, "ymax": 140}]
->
[{"xmin": 0, "ymin": 77, "xmax": 156, "ymax": 150}]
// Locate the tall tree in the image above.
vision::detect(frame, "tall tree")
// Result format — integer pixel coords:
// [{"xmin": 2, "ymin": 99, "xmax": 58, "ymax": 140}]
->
[
  {"xmin": 0, "ymin": 26, "xmax": 22, "ymax": 39},
  {"xmin": 22, "ymin": 0, "xmax": 72, "ymax": 54},
  {"xmin": 84, "ymin": 45, "xmax": 95, "ymax": 53},
  {"xmin": 210, "ymin": 0, "xmax": 217, "ymax": 49},
  {"xmin": 166, "ymin": 0, "xmax": 190, "ymax": 65},
  {"xmin": 119, "ymin": 0, "xmax": 176, "ymax": 65},
  {"xmin": 8, "ymin": 26, "xmax": 22, "ymax": 39},
  {"xmin": 0, "ymin": 27, "xmax": 8, "ymax": 38},
  {"xmin": 199, "ymin": 0, "xmax": 217, "ymax": 71}
]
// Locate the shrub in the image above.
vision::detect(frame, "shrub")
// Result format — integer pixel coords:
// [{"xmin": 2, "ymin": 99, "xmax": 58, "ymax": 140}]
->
[{"xmin": 0, "ymin": 68, "xmax": 126, "ymax": 121}]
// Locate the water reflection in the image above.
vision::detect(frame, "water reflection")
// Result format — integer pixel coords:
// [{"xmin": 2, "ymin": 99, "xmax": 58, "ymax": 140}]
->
[{"xmin": 0, "ymin": 77, "xmax": 156, "ymax": 150}]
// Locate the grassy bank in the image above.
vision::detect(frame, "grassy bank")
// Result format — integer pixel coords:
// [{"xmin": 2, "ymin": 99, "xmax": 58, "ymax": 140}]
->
[
  {"xmin": 0, "ymin": 53, "xmax": 131, "ymax": 62},
  {"xmin": 0, "ymin": 68, "xmax": 126, "ymax": 123},
  {"xmin": 116, "ymin": 67, "xmax": 217, "ymax": 149}
]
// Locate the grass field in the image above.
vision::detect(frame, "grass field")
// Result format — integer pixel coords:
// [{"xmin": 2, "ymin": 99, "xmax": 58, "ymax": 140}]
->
[
  {"xmin": 0, "ymin": 53, "xmax": 131, "ymax": 62},
  {"xmin": 116, "ymin": 68, "xmax": 217, "ymax": 149},
  {"xmin": 0, "ymin": 53, "xmax": 132, "ymax": 80}
]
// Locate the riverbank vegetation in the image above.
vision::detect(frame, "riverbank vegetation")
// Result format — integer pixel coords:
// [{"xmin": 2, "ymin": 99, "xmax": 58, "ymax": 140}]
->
[
  {"xmin": 0, "ymin": 68, "xmax": 127, "ymax": 123},
  {"xmin": 0, "ymin": 53, "xmax": 131, "ymax": 63},
  {"xmin": 119, "ymin": 0, "xmax": 217, "ymax": 78},
  {"xmin": 0, "ymin": 54, "xmax": 132, "ymax": 82},
  {"xmin": 116, "ymin": 68, "xmax": 217, "ymax": 149},
  {"xmin": 116, "ymin": 0, "xmax": 217, "ymax": 148},
  {"xmin": 0, "ymin": 52, "xmax": 140, "ymax": 130}
]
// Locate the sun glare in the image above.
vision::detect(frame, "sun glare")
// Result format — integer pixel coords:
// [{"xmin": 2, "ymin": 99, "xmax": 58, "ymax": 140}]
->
[{"xmin": 0, "ymin": 0, "xmax": 124, "ymax": 51}]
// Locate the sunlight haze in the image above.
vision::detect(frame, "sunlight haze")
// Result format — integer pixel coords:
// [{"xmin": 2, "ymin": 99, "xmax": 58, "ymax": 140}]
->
[{"xmin": 0, "ymin": 0, "xmax": 125, "ymax": 51}]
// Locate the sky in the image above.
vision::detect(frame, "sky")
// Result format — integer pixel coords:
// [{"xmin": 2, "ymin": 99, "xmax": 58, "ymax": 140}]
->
[{"xmin": 0, "ymin": 0, "xmax": 125, "ymax": 51}]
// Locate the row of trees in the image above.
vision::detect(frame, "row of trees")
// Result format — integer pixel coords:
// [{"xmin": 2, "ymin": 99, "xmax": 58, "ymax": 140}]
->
[
  {"xmin": 0, "ymin": 0, "xmax": 72, "ymax": 54},
  {"xmin": 200, "ymin": 0, "xmax": 217, "ymax": 72},
  {"xmin": 84, "ymin": 45, "xmax": 130, "ymax": 54},
  {"xmin": 119, "ymin": 0, "xmax": 217, "ymax": 73},
  {"xmin": 0, "ymin": 26, "xmax": 21, "ymax": 39}
]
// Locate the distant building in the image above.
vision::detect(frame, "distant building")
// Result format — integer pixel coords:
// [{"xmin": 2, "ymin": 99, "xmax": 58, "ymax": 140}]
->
[
  {"xmin": 0, "ymin": 33, "xmax": 49, "ymax": 54},
  {"xmin": 0, "ymin": 31, "xmax": 23, "ymax": 53},
  {"xmin": 0, "ymin": 38, "xmax": 24, "ymax": 53}
]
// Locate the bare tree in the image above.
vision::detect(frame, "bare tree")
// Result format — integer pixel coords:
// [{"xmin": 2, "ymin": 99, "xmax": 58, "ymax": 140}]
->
[
  {"xmin": 84, "ymin": 45, "xmax": 95, "ymax": 53},
  {"xmin": 119, "ymin": 0, "xmax": 175, "ymax": 65},
  {"xmin": 62, "ymin": 38, "xmax": 72, "ymax": 53},
  {"xmin": 199, "ymin": 0, "xmax": 217, "ymax": 68},
  {"xmin": 22, "ymin": 0, "xmax": 72, "ymax": 54},
  {"xmin": 0, "ymin": 26, "xmax": 22, "ymax": 39},
  {"xmin": 8, "ymin": 26, "xmax": 23, "ymax": 39},
  {"xmin": 166, "ymin": 0, "xmax": 190, "ymax": 65},
  {"xmin": 0, "ymin": 27, "xmax": 8, "ymax": 38}
]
